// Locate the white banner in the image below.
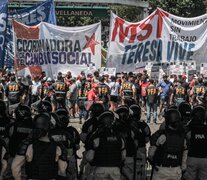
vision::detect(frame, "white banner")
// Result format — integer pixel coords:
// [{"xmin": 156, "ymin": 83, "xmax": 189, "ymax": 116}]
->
[
  {"xmin": 107, "ymin": 9, "xmax": 207, "ymax": 73},
  {"xmin": 13, "ymin": 20, "xmax": 101, "ymax": 78}
]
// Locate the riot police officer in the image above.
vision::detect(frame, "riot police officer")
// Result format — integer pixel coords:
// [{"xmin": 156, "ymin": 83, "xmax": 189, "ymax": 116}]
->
[
  {"xmin": 49, "ymin": 108, "xmax": 76, "ymax": 179},
  {"xmin": 79, "ymin": 103, "xmax": 104, "ymax": 178},
  {"xmin": 97, "ymin": 76, "xmax": 110, "ymax": 110},
  {"xmin": 130, "ymin": 104, "xmax": 151, "ymax": 180},
  {"xmin": 86, "ymin": 111, "xmax": 126, "ymax": 180},
  {"xmin": 12, "ymin": 113, "xmax": 68, "ymax": 180},
  {"xmin": 178, "ymin": 102, "xmax": 191, "ymax": 132},
  {"xmin": 52, "ymin": 75, "xmax": 68, "ymax": 111},
  {"xmin": 183, "ymin": 105, "xmax": 207, "ymax": 180},
  {"xmin": 0, "ymin": 100, "xmax": 10, "ymax": 141},
  {"xmin": 115, "ymin": 105, "xmax": 138, "ymax": 180},
  {"xmin": 8, "ymin": 104, "xmax": 33, "ymax": 158},
  {"xmin": 148, "ymin": 109, "xmax": 188, "ymax": 180}
]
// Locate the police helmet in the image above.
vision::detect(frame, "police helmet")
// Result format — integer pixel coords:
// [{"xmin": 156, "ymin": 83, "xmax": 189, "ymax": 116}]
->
[
  {"xmin": 98, "ymin": 111, "xmax": 116, "ymax": 128},
  {"xmin": 129, "ymin": 104, "xmax": 141, "ymax": 121},
  {"xmin": 0, "ymin": 100, "xmax": 6, "ymax": 115},
  {"xmin": 178, "ymin": 102, "xmax": 191, "ymax": 119},
  {"xmin": 191, "ymin": 105, "xmax": 206, "ymax": 125},
  {"xmin": 39, "ymin": 100, "xmax": 52, "ymax": 113},
  {"xmin": 115, "ymin": 105, "xmax": 130, "ymax": 121},
  {"xmin": 89, "ymin": 103, "xmax": 104, "ymax": 118},
  {"xmin": 15, "ymin": 104, "xmax": 31, "ymax": 121},
  {"xmin": 33, "ymin": 113, "xmax": 51, "ymax": 132},
  {"xmin": 165, "ymin": 109, "xmax": 181, "ymax": 130},
  {"xmin": 56, "ymin": 108, "xmax": 69, "ymax": 128}
]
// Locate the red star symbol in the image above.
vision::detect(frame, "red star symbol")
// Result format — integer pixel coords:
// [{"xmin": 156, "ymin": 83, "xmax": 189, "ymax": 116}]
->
[{"xmin": 84, "ymin": 33, "xmax": 99, "ymax": 55}]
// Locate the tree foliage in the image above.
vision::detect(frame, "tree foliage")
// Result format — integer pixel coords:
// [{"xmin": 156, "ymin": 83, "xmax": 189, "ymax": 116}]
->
[
  {"xmin": 56, "ymin": 5, "xmax": 143, "ymax": 27},
  {"xmin": 148, "ymin": 0, "xmax": 206, "ymax": 17}
]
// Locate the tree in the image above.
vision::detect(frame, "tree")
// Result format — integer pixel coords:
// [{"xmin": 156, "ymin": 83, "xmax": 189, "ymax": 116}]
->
[
  {"xmin": 148, "ymin": 0, "xmax": 206, "ymax": 17},
  {"xmin": 111, "ymin": 5, "xmax": 143, "ymax": 22}
]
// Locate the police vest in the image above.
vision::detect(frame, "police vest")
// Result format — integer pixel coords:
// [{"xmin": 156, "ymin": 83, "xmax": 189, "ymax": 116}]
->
[
  {"xmin": 90, "ymin": 134, "xmax": 122, "ymax": 167},
  {"xmin": 50, "ymin": 129, "xmax": 71, "ymax": 149},
  {"xmin": 7, "ymin": 82, "xmax": 20, "ymax": 102},
  {"xmin": 146, "ymin": 85, "xmax": 158, "ymax": 103},
  {"xmin": 195, "ymin": 85, "xmax": 205, "ymax": 97},
  {"xmin": 188, "ymin": 125, "xmax": 207, "ymax": 158},
  {"xmin": 97, "ymin": 84, "xmax": 110, "ymax": 102},
  {"xmin": 174, "ymin": 86, "xmax": 186, "ymax": 100},
  {"xmin": 78, "ymin": 89, "xmax": 88, "ymax": 100},
  {"xmin": 25, "ymin": 140, "xmax": 58, "ymax": 179},
  {"xmin": 9, "ymin": 121, "xmax": 33, "ymax": 157},
  {"xmin": 53, "ymin": 82, "xmax": 66, "ymax": 99},
  {"xmin": 37, "ymin": 85, "xmax": 48, "ymax": 99},
  {"xmin": 154, "ymin": 132, "xmax": 185, "ymax": 167},
  {"xmin": 85, "ymin": 81, "xmax": 92, "ymax": 91},
  {"xmin": 122, "ymin": 82, "xmax": 133, "ymax": 98}
]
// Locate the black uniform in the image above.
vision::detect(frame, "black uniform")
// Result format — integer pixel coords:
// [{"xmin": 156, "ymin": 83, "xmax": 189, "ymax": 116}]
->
[
  {"xmin": 97, "ymin": 83, "xmax": 110, "ymax": 109},
  {"xmin": 122, "ymin": 81, "xmax": 134, "ymax": 99},
  {"xmin": 52, "ymin": 81, "xmax": 67, "ymax": 108},
  {"xmin": 37, "ymin": 84, "xmax": 49, "ymax": 100},
  {"xmin": 25, "ymin": 140, "xmax": 58, "ymax": 179},
  {"xmin": 5, "ymin": 82, "xmax": 22, "ymax": 105},
  {"xmin": 173, "ymin": 85, "xmax": 187, "ymax": 105}
]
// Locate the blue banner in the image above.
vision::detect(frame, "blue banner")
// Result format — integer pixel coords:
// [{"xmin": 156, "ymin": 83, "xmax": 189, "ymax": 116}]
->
[
  {"xmin": 4, "ymin": 0, "xmax": 56, "ymax": 68},
  {"xmin": 0, "ymin": 0, "xmax": 8, "ymax": 68}
]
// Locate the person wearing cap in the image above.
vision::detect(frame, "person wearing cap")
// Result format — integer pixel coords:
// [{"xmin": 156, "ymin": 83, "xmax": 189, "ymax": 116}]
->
[
  {"xmin": 86, "ymin": 111, "xmax": 126, "ymax": 180},
  {"xmin": 170, "ymin": 80, "xmax": 187, "ymax": 106},
  {"xmin": 109, "ymin": 76, "xmax": 120, "ymax": 111},
  {"xmin": 148, "ymin": 109, "xmax": 187, "ymax": 180},
  {"xmin": 36, "ymin": 77, "xmax": 49, "ymax": 101},
  {"xmin": 145, "ymin": 79, "xmax": 159, "ymax": 124},
  {"xmin": 183, "ymin": 106, "xmax": 207, "ymax": 180},
  {"xmin": 158, "ymin": 74, "xmax": 173, "ymax": 115},
  {"xmin": 12, "ymin": 113, "xmax": 68, "ymax": 180}
]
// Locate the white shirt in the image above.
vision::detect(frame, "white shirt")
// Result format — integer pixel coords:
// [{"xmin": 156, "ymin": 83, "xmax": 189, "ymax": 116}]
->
[
  {"xmin": 32, "ymin": 81, "xmax": 41, "ymax": 95},
  {"xmin": 109, "ymin": 82, "xmax": 120, "ymax": 96}
]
